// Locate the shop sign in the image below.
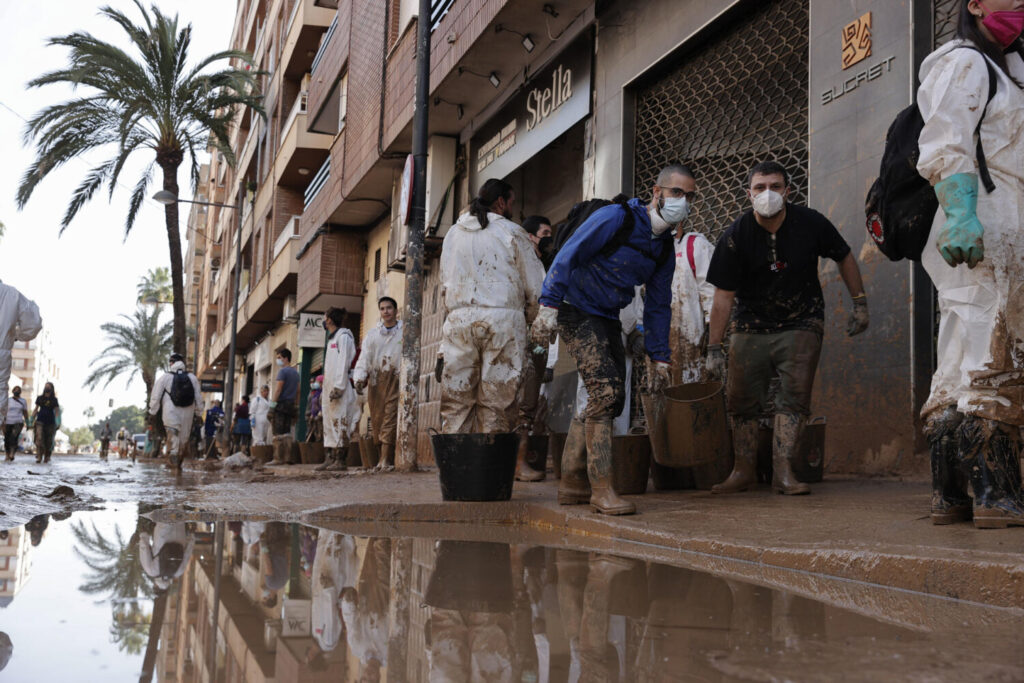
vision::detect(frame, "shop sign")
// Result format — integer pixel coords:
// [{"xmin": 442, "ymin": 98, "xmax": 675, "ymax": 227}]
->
[
  {"xmin": 298, "ymin": 312, "xmax": 327, "ymax": 348},
  {"xmin": 470, "ymin": 36, "xmax": 592, "ymax": 193},
  {"xmin": 200, "ymin": 380, "xmax": 224, "ymax": 393},
  {"xmin": 822, "ymin": 13, "xmax": 894, "ymax": 106}
]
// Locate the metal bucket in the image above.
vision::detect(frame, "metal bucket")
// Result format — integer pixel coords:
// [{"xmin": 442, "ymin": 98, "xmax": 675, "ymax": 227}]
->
[
  {"xmin": 756, "ymin": 417, "xmax": 826, "ymax": 483},
  {"xmin": 662, "ymin": 382, "xmax": 729, "ymax": 468},
  {"xmin": 430, "ymin": 431, "xmax": 518, "ymax": 502},
  {"xmin": 250, "ymin": 445, "xmax": 273, "ymax": 465},
  {"xmin": 611, "ymin": 434, "xmax": 651, "ymax": 495}
]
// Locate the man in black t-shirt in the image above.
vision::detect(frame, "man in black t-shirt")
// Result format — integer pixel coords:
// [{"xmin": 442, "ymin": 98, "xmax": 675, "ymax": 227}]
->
[{"xmin": 705, "ymin": 161, "xmax": 869, "ymax": 495}]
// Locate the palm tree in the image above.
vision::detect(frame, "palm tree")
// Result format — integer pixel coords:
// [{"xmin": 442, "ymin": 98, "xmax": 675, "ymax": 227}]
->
[
  {"xmin": 85, "ymin": 306, "xmax": 173, "ymax": 406},
  {"xmin": 17, "ymin": 1, "xmax": 263, "ymax": 355},
  {"xmin": 137, "ymin": 267, "xmax": 172, "ymax": 306}
]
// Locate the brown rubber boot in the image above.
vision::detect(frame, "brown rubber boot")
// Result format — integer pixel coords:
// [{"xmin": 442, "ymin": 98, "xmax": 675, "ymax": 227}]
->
[
  {"xmin": 515, "ymin": 427, "xmax": 545, "ymax": 482},
  {"xmin": 558, "ymin": 418, "xmax": 590, "ymax": 504},
  {"xmin": 960, "ymin": 417, "xmax": 1024, "ymax": 529},
  {"xmin": 326, "ymin": 445, "xmax": 349, "ymax": 472},
  {"xmin": 772, "ymin": 413, "xmax": 810, "ymax": 495},
  {"xmin": 587, "ymin": 418, "xmax": 636, "ymax": 515},
  {"xmin": 315, "ymin": 447, "xmax": 336, "ymax": 471},
  {"xmin": 712, "ymin": 418, "xmax": 759, "ymax": 494},
  {"xmin": 926, "ymin": 407, "xmax": 971, "ymax": 525}
]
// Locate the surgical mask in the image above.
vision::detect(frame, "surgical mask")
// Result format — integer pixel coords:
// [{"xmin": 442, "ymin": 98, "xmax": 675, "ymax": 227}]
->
[
  {"xmin": 752, "ymin": 189, "xmax": 786, "ymax": 218},
  {"xmin": 276, "ymin": 358, "xmax": 284, "ymax": 367},
  {"xmin": 980, "ymin": 3, "xmax": 1024, "ymax": 48},
  {"xmin": 659, "ymin": 196, "xmax": 691, "ymax": 225},
  {"xmin": 311, "ymin": 382, "xmax": 321, "ymax": 390},
  {"xmin": 649, "ymin": 207, "xmax": 671, "ymax": 236}
]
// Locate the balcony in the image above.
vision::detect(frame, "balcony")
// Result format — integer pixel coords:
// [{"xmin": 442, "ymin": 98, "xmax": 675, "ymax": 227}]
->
[
  {"xmin": 311, "ymin": 14, "xmax": 338, "ymax": 75},
  {"xmin": 276, "ymin": 91, "xmax": 332, "ymax": 191},
  {"xmin": 281, "ymin": 0, "xmax": 336, "ymax": 78},
  {"xmin": 304, "ymin": 157, "xmax": 330, "ymax": 208}
]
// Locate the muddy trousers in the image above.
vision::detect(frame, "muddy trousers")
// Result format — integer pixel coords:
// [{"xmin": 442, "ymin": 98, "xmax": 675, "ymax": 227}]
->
[
  {"xmin": 429, "ymin": 609, "xmax": 515, "ymax": 683},
  {"xmin": 925, "ymin": 407, "xmax": 971, "ymax": 524},
  {"xmin": 34, "ymin": 422, "xmax": 56, "ymax": 459},
  {"xmin": 3, "ymin": 423, "xmax": 21, "ymax": 459},
  {"xmin": 958, "ymin": 416, "xmax": 1024, "ymax": 527},
  {"xmin": 367, "ymin": 370, "xmax": 399, "ymax": 446},
  {"xmin": 516, "ymin": 349, "xmax": 548, "ymax": 433},
  {"xmin": 440, "ymin": 307, "xmax": 526, "ymax": 434}
]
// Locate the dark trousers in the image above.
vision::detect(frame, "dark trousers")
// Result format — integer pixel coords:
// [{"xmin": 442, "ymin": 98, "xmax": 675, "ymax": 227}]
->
[
  {"xmin": 4, "ymin": 423, "xmax": 22, "ymax": 458},
  {"xmin": 35, "ymin": 422, "xmax": 56, "ymax": 458},
  {"xmin": 558, "ymin": 304, "xmax": 626, "ymax": 420},
  {"xmin": 727, "ymin": 330, "xmax": 822, "ymax": 419}
]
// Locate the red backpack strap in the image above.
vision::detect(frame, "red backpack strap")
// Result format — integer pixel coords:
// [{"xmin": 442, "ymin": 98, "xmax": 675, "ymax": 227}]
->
[{"xmin": 685, "ymin": 234, "xmax": 697, "ymax": 277}]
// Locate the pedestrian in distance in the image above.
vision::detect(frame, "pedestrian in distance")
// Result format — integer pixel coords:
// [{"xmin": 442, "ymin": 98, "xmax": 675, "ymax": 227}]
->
[
  {"xmin": 251, "ymin": 384, "xmax": 272, "ymax": 447},
  {"xmin": 116, "ymin": 425, "xmax": 129, "ymax": 459},
  {"xmin": 532, "ymin": 163, "xmax": 693, "ymax": 515},
  {"xmin": 204, "ymin": 400, "xmax": 224, "ymax": 460},
  {"xmin": 0, "ymin": 279, "xmax": 42, "ymax": 427},
  {"xmin": 705, "ymin": 161, "xmax": 868, "ymax": 497},
  {"xmin": 99, "ymin": 421, "xmax": 112, "ymax": 460},
  {"xmin": 148, "ymin": 353, "xmax": 203, "ymax": 471},
  {"xmin": 437, "ymin": 179, "xmax": 546, "ymax": 435},
  {"xmin": 916, "ymin": 0, "xmax": 1024, "ymax": 528},
  {"xmin": 30, "ymin": 382, "xmax": 61, "ymax": 463},
  {"xmin": 305, "ymin": 376, "xmax": 324, "ymax": 444},
  {"xmin": 232, "ymin": 395, "xmax": 252, "ymax": 454},
  {"xmin": 353, "ymin": 296, "xmax": 403, "ymax": 471},
  {"xmin": 269, "ymin": 348, "xmax": 301, "ymax": 465},
  {"xmin": 317, "ymin": 309, "xmax": 361, "ymax": 472},
  {"xmin": 3, "ymin": 386, "xmax": 27, "ymax": 462}
]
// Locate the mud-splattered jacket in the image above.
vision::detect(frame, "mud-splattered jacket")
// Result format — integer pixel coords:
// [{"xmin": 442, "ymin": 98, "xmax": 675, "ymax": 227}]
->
[
  {"xmin": 353, "ymin": 320, "xmax": 403, "ymax": 385},
  {"xmin": 539, "ymin": 198, "xmax": 674, "ymax": 362}
]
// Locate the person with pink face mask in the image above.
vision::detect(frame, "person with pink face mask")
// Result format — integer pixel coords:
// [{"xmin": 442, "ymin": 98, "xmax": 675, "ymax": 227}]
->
[{"xmin": 916, "ymin": 0, "xmax": 1024, "ymax": 529}]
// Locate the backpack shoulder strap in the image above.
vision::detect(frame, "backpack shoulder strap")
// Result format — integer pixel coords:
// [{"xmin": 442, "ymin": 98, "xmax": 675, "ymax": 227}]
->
[
  {"xmin": 686, "ymin": 234, "xmax": 698, "ymax": 276},
  {"xmin": 598, "ymin": 199, "xmax": 636, "ymax": 258}
]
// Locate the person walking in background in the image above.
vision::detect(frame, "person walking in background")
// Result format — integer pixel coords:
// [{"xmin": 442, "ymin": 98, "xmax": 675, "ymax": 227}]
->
[
  {"xmin": 149, "ymin": 353, "xmax": 203, "ymax": 470},
  {"xmin": 317, "ymin": 310, "xmax": 360, "ymax": 472},
  {"xmin": 232, "ymin": 395, "xmax": 252, "ymax": 453},
  {"xmin": 116, "ymin": 426, "xmax": 129, "ymax": 458},
  {"xmin": 269, "ymin": 349, "xmax": 301, "ymax": 465},
  {"xmin": 353, "ymin": 297, "xmax": 402, "ymax": 470},
  {"xmin": 0, "ymin": 279, "xmax": 42, "ymax": 426},
  {"xmin": 251, "ymin": 384, "xmax": 272, "ymax": 446},
  {"xmin": 306, "ymin": 375, "xmax": 324, "ymax": 444},
  {"xmin": 30, "ymin": 382, "xmax": 60, "ymax": 463},
  {"xmin": 204, "ymin": 399, "xmax": 224, "ymax": 459},
  {"xmin": 3, "ymin": 386, "xmax": 27, "ymax": 462},
  {"xmin": 99, "ymin": 421, "xmax": 112, "ymax": 460}
]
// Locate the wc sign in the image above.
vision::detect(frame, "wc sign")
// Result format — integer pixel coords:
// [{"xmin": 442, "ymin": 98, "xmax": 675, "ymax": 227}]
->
[{"xmin": 298, "ymin": 312, "xmax": 327, "ymax": 347}]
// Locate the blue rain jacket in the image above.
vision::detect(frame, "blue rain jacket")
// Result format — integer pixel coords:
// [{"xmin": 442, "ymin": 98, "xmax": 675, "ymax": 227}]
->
[{"xmin": 539, "ymin": 198, "xmax": 674, "ymax": 362}]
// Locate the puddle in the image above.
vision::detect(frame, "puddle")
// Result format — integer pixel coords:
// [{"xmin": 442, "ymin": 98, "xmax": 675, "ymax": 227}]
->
[{"xmin": 1, "ymin": 507, "xmax": 1022, "ymax": 681}]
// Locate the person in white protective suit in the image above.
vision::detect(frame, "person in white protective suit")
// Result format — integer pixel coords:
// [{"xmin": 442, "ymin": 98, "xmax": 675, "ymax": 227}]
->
[
  {"xmin": 339, "ymin": 537, "xmax": 391, "ymax": 680},
  {"xmin": 148, "ymin": 353, "xmax": 203, "ymax": 470},
  {"xmin": 436, "ymin": 178, "xmax": 546, "ymax": 434},
  {"xmin": 0, "ymin": 280, "xmax": 42, "ymax": 423},
  {"xmin": 251, "ymin": 384, "xmax": 271, "ymax": 446},
  {"xmin": 916, "ymin": 0, "xmax": 1024, "ymax": 528},
  {"xmin": 139, "ymin": 522, "xmax": 195, "ymax": 591},
  {"xmin": 353, "ymin": 297, "xmax": 403, "ymax": 471},
  {"xmin": 317, "ymin": 307, "xmax": 361, "ymax": 471},
  {"xmin": 311, "ymin": 532, "xmax": 360, "ymax": 652},
  {"xmin": 671, "ymin": 231, "xmax": 716, "ymax": 383}
]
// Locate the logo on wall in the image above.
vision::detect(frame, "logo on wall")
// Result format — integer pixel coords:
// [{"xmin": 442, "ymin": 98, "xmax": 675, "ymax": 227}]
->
[{"xmin": 842, "ymin": 12, "xmax": 872, "ymax": 70}]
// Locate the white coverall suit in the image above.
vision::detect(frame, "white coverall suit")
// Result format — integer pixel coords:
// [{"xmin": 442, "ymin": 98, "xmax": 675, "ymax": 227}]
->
[
  {"xmin": 439, "ymin": 211, "xmax": 546, "ymax": 433},
  {"xmin": 148, "ymin": 361, "xmax": 203, "ymax": 460},
  {"xmin": 353, "ymin": 320, "xmax": 403, "ymax": 447},
  {"xmin": 250, "ymin": 394, "xmax": 271, "ymax": 445},
  {"xmin": 0, "ymin": 281, "xmax": 42, "ymax": 422},
  {"xmin": 671, "ymin": 232, "xmax": 715, "ymax": 384},
  {"xmin": 139, "ymin": 523, "xmax": 195, "ymax": 591},
  {"xmin": 311, "ymin": 532, "xmax": 359, "ymax": 652},
  {"xmin": 323, "ymin": 327, "xmax": 361, "ymax": 449},
  {"xmin": 917, "ymin": 42, "xmax": 1024, "ymax": 425}
]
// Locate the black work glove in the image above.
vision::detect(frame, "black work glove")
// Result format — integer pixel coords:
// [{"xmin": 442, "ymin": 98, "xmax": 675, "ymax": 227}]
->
[{"xmin": 542, "ymin": 367, "xmax": 554, "ymax": 384}]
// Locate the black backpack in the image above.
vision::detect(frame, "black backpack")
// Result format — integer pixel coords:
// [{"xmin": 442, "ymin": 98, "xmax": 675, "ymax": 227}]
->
[
  {"xmin": 552, "ymin": 194, "xmax": 671, "ymax": 268},
  {"xmin": 168, "ymin": 369, "xmax": 195, "ymax": 408},
  {"xmin": 865, "ymin": 47, "xmax": 997, "ymax": 261}
]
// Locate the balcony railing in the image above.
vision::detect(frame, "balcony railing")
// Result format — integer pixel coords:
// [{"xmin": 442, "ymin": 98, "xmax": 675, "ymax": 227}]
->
[
  {"xmin": 304, "ymin": 157, "xmax": 330, "ymax": 208},
  {"xmin": 311, "ymin": 13, "xmax": 338, "ymax": 73},
  {"xmin": 282, "ymin": 91, "xmax": 309, "ymax": 139},
  {"xmin": 274, "ymin": 215, "xmax": 301, "ymax": 260}
]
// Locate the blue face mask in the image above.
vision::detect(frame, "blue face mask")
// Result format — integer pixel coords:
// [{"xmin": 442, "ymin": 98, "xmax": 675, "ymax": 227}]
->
[
  {"xmin": 658, "ymin": 196, "xmax": 690, "ymax": 226},
  {"xmin": 311, "ymin": 382, "xmax": 321, "ymax": 390}
]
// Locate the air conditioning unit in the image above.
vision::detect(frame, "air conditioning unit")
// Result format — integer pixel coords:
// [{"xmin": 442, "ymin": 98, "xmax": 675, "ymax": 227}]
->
[{"xmin": 282, "ymin": 294, "xmax": 297, "ymax": 322}]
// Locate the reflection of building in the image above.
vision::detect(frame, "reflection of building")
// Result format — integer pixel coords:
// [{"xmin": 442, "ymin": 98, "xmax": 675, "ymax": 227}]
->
[
  {"xmin": 9, "ymin": 328, "xmax": 60, "ymax": 404},
  {"xmin": 0, "ymin": 527, "xmax": 32, "ymax": 608}
]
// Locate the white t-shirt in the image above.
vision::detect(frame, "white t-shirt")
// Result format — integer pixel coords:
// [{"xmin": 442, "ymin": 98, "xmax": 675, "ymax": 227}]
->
[{"xmin": 5, "ymin": 397, "xmax": 27, "ymax": 425}]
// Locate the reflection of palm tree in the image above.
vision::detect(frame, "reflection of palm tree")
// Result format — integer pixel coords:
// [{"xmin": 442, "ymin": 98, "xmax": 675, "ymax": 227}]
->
[{"xmin": 110, "ymin": 603, "xmax": 151, "ymax": 655}]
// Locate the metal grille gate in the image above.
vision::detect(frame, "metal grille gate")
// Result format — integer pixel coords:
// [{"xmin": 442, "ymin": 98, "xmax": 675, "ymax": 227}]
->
[
  {"xmin": 934, "ymin": 0, "xmax": 959, "ymax": 47},
  {"xmin": 632, "ymin": 0, "xmax": 809, "ymax": 245}
]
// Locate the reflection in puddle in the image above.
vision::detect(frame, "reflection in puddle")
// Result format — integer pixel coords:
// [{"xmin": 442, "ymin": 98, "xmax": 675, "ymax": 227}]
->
[{"xmin": 0, "ymin": 508, "xmax": 1021, "ymax": 681}]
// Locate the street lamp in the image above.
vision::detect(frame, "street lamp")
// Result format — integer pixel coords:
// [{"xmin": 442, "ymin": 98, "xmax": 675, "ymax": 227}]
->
[{"xmin": 152, "ymin": 184, "xmax": 245, "ymax": 418}]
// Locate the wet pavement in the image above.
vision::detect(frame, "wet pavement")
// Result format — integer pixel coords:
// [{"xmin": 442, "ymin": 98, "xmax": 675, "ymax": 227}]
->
[{"xmin": 0, "ymin": 506, "xmax": 1022, "ymax": 681}]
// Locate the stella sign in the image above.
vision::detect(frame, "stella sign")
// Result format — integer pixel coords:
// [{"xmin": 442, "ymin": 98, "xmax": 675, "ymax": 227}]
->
[{"xmin": 526, "ymin": 63, "xmax": 574, "ymax": 130}]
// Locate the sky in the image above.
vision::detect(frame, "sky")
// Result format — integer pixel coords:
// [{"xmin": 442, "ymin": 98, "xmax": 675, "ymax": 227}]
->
[{"xmin": 0, "ymin": 1, "xmax": 237, "ymax": 431}]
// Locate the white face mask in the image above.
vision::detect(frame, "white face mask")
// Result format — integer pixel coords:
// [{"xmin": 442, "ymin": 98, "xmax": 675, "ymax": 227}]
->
[
  {"xmin": 751, "ymin": 189, "xmax": 785, "ymax": 218},
  {"xmin": 649, "ymin": 207, "xmax": 671, "ymax": 236},
  {"xmin": 276, "ymin": 358, "xmax": 284, "ymax": 367},
  {"xmin": 659, "ymin": 196, "xmax": 690, "ymax": 225}
]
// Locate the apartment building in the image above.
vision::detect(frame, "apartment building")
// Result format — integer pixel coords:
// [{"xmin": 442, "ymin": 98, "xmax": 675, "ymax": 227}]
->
[
  {"xmin": 193, "ymin": 0, "xmax": 965, "ymax": 474},
  {"xmin": 9, "ymin": 329, "xmax": 60, "ymax": 403}
]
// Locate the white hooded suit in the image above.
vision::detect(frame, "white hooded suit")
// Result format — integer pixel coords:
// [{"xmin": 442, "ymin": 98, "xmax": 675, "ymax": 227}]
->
[
  {"xmin": 148, "ymin": 361, "xmax": 203, "ymax": 458},
  {"xmin": 0, "ymin": 281, "xmax": 42, "ymax": 421},
  {"xmin": 323, "ymin": 327, "xmax": 361, "ymax": 448}
]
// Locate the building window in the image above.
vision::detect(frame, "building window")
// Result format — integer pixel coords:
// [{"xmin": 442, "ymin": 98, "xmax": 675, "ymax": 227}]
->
[
  {"xmin": 337, "ymin": 72, "xmax": 348, "ymax": 132},
  {"xmin": 374, "ymin": 248, "xmax": 382, "ymax": 282}
]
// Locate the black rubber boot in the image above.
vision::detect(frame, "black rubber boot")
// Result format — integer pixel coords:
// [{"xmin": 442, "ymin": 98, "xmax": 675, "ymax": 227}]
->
[
  {"xmin": 925, "ymin": 407, "xmax": 971, "ymax": 525},
  {"xmin": 960, "ymin": 416, "xmax": 1024, "ymax": 529}
]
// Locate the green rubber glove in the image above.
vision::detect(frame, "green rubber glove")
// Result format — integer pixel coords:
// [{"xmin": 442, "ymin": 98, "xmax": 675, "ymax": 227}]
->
[{"xmin": 934, "ymin": 173, "xmax": 985, "ymax": 269}]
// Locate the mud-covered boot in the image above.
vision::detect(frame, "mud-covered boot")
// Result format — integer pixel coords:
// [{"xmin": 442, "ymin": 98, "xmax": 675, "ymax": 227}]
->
[
  {"xmin": 315, "ymin": 447, "xmax": 336, "ymax": 471},
  {"xmin": 960, "ymin": 417, "xmax": 1024, "ymax": 529},
  {"xmin": 515, "ymin": 427, "xmax": 545, "ymax": 482},
  {"xmin": 587, "ymin": 418, "xmax": 636, "ymax": 515},
  {"xmin": 558, "ymin": 418, "xmax": 590, "ymax": 505},
  {"xmin": 269, "ymin": 436, "xmax": 288, "ymax": 465},
  {"xmin": 926, "ymin": 407, "xmax": 971, "ymax": 524},
  {"xmin": 772, "ymin": 413, "xmax": 810, "ymax": 495},
  {"xmin": 326, "ymin": 445, "xmax": 349, "ymax": 472},
  {"xmin": 712, "ymin": 418, "xmax": 759, "ymax": 494}
]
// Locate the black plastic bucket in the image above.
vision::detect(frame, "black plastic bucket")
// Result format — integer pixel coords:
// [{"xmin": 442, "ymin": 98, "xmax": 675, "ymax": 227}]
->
[
  {"xmin": 424, "ymin": 540, "xmax": 513, "ymax": 612},
  {"xmin": 430, "ymin": 431, "xmax": 518, "ymax": 501}
]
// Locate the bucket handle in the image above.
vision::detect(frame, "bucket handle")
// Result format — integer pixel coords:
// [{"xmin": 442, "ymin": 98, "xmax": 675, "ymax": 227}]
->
[
  {"xmin": 809, "ymin": 416, "xmax": 826, "ymax": 425},
  {"xmin": 428, "ymin": 427, "xmax": 440, "ymax": 436}
]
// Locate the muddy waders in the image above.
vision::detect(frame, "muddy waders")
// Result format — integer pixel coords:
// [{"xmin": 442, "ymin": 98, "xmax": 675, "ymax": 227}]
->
[
  {"xmin": 558, "ymin": 417, "xmax": 590, "ymax": 505},
  {"xmin": 926, "ymin": 407, "xmax": 971, "ymax": 525},
  {"xmin": 959, "ymin": 416, "xmax": 1024, "ymax": 529},
  {"xmin": 711, "ymin": 418, "xmax": 759, "ymax": 494},
  {"xmin": 376, "ymin": 442, "xmax": 395, "ymax": 470},
  {"xmin": 315, "ymin": 446, "xmax": 348, "ymax": 472}
]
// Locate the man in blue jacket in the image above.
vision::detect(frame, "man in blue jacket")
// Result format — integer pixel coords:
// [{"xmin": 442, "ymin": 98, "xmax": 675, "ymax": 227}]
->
[{"xmin": 531, "ymin": 163, "xmax": 697, "ymax": 515}]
